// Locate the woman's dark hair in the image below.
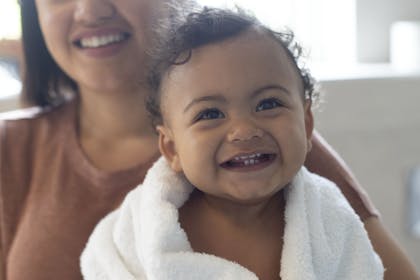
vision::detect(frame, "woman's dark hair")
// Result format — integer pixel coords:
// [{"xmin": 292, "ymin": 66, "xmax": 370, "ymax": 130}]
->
[
  {"xmin": 20, "ymin": 0, "xmax": 77, "ymax": 107},
  {"xmin": 147, "ymin": 7, "xmax": 319, "ymax": 126}
]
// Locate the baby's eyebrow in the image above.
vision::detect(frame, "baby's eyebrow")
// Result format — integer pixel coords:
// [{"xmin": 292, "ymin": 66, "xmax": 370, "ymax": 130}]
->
[
  {"xmin": 183, "ymin": 94, "xmax": 226, "ymax": 113},
  {"xmin": 182, "ymin": 85, "xmax": 290, "ymax": 113},
  {"xmin": 252, "ymin": 84, "xmax": 291, "ymax": 98}
]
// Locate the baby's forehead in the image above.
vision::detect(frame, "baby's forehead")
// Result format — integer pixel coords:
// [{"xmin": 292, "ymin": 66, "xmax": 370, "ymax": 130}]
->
[
  {"xmin": 177, "ymin": 28, "xmax": 302, "ymax": 83},
  {"xmin": 163, "ymin": 30, "xmax": 302, "ymax": 90},
  {"xmin": 159, "ymin": 27, "xmax": 305, "ymax": 101}
]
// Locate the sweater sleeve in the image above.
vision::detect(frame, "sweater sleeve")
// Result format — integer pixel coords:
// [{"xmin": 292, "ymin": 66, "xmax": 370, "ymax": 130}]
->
[
  {"xmin": 0, "ymin": 117, "xmax": 34, "ymax": 280},
  {"xmin": 304, "ymin": 130, "xmax": 379, "ymax": 221},
  {"xmin": 0, "ymin": 120, "xmax": 6, "ymax": 280}
]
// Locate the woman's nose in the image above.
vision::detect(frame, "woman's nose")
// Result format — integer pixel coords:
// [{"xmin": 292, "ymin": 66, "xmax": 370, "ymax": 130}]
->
[
  {"xmin": 227, "ymin": 120, "xmax": 264, "ymax": 143},
  {"xmin": 74, "ymin": 0, "xmax": 116, "ymax": 26}
]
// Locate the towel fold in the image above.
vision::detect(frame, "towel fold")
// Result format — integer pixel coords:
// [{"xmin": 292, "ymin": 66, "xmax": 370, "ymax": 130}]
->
[{"xmin": 81, "ymin": 157, "xmax": 383, "ymax": 280}]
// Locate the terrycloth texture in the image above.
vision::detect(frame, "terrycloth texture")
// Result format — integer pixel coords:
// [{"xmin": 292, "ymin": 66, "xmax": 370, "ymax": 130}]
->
[{"xmin": 81, "ymin": 157, "xmax": 384, "ymax": 280}]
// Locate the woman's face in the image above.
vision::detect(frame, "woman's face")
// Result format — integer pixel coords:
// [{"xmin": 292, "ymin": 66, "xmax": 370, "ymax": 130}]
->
[{"xmin": 35, "ymin": 0, "xmax": 173, "ymax": 95}]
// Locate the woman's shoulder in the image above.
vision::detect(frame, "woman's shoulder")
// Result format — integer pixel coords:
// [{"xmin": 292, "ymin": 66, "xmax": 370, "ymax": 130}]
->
[
  {"xmin": 0, "ymin": 107, "xmax": 43, "ymax": 142},
  {"xmin": 0, "ymin": 106, "xmax": 44, "ymax": 121},
  {"xmin": 0, "ymin": 101, "xmax": 76, "ymax": 150},
  {"xmin": 0, "ymin": 101, "xmax": 74, "ymax": 132},
  {"xmin": 0, "ymin": 101, "xmax": 76, "ymax": 185}
]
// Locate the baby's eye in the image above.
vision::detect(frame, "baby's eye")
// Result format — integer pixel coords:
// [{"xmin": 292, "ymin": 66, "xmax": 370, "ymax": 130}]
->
[
  {"xmin": 256, "ymin": 98, "xmax": 282, "ymax": 112},
  {"xmin": 195, "ymin": 108, "xmax": 225, "ymax": 121}
]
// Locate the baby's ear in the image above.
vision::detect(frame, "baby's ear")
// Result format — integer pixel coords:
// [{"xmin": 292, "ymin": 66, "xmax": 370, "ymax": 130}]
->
[
  {"xmin": 304, "ymin": 100, "xmax": 314, "ymax": 152},
  {"xmin": 156, "ymin": 125, "xmax": 183, "ymax": 172}
]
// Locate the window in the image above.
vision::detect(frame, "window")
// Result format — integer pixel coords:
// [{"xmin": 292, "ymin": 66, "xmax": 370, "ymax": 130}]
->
[
  {"xmin": 0, "ymin": 1, "xmax": 21, "ymax": 100},
  {"xmin": 196, "ymin": 0, "xmax": 357, "ymax": 65},
  {"xmin": 0, "ymin": 0, "xmax": 21, "ymax": 40}
]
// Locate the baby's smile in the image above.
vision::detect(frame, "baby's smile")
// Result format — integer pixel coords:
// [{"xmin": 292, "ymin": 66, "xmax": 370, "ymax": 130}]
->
[{"xmin": 220, "ymin": 152, "xmax": 276, "ymax": 171}]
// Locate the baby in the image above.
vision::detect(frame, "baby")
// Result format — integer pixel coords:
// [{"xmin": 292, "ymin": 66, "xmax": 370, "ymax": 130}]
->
[{"xmin": 81, "ymin": 8, "xmax": 384, "ymax": 280}]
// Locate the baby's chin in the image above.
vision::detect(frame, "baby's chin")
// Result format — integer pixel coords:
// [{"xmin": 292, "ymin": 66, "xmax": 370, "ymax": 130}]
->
[{"xmin": 202, "ymin": 187, "xmax": 286, "ymax": 208}]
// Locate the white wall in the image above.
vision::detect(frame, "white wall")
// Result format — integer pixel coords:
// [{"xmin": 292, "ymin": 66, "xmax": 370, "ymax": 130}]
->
[
  {"xmin": 357, "ymin": 0, "xmax": 420, "ymax": 62},
  {"xmin": 0, "ymin": 95, "xmax": 19, "ymax": 112},
  {"xmin": 315, "ymin": 76, "xmax": 420, "ymax": 269}
]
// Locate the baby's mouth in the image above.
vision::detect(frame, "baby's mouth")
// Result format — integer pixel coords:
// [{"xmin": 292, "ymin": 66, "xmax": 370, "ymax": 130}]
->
[
  {"xmin": 220, "ymin": 153, "xmax": 276, "ymax": 169},
  {"xmin": 74, "ymin": 32, "xmax": 130, "ymax": 49}
]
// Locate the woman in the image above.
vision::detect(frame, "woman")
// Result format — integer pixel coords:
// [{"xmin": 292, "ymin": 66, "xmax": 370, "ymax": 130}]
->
[{"xmin": 0, "ymin": 0, "xmax": 418, "ymax": 279}]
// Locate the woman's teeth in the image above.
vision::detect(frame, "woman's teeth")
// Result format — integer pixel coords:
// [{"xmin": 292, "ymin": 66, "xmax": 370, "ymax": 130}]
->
[{"xmin": 79, "ymin": 34, "xmax": 126, "ymax": 48}]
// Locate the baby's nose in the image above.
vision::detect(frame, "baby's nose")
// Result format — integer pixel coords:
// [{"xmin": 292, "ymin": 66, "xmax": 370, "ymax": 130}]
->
[{"xmin": 227, "ymin": 120, "xmax": 264, "ymax": 143}]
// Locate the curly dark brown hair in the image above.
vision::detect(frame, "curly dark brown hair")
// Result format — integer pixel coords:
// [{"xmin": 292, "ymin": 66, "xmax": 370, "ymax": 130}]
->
[{"xmin": 147, "ymin": 6, "xmax": 319, "ymax": 126}]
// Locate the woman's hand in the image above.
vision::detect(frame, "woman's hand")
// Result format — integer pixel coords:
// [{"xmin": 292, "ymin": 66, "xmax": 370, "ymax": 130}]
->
[{"xmin": 364, "ymin": 217, "xmax": 419, "ymax": 280}]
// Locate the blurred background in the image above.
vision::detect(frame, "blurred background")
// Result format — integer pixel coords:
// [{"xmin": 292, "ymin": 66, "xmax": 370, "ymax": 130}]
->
[{"xmin": 1, "ymin": 0, "xmax": 419, "ymax": 268}]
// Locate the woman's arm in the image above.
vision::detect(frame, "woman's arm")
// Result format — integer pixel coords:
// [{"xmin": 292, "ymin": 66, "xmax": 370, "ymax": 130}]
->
[
  {"xmin": 305, "ymin": 131, "xmax": 419, "ymax": 280},
  {"xmin": 365, "ymin": 217, "xmax": 420, "ymax": 280},
  {"xmin": 0, "ymin": 121, "xmax": 5, "ymax": 280},
  {"xmin": 0, "ymin": 247, "xmax": 3, "ymax": 280}
]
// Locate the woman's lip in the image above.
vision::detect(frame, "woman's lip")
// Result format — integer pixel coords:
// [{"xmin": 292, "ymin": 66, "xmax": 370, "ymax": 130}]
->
[
  {"xmin": 75, "ymin": 39, "xmax": 129, "ymax": 58},
  {"xmin": 71, "ymin": 28, "xmax": 131, "ymax": 58},
  {"xmin": 74, "ymin": 33, "xmax": 130, "ymax": 49}
]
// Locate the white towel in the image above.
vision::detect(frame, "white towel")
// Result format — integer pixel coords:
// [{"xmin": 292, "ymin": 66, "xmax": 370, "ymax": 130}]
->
[{"xmin": 81, "ymin": 157, "xmax": 384, "ymax": 280}]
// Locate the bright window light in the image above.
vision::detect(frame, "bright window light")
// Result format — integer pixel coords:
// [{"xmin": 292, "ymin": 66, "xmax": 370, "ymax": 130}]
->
[
  {"xmin": 196, "ymin": 0, "xmax": 356, "ymax": 65},
  {"xmin": 0, "ymin": 0, "xmax": 21, "ymax": 40}
]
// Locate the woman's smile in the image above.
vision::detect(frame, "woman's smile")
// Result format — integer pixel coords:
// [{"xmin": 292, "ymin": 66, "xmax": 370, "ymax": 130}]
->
[
  {"xmin": 73, "ymin": 29, "xmax": 132, "ymax": 58},
  {"xmin": 75, "ymin": 33, "xmax": 130, "ymax": 49}
]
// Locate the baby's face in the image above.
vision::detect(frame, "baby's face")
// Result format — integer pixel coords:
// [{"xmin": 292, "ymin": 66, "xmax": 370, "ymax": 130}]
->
[{"xmin": 158, "ymin": 30, "xmax": 313, "ymax": 205}]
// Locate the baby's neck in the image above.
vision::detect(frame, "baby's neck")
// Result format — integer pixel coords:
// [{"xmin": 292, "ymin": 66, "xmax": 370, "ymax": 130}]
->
[
  {"xmin": 179, "ymin": 190, "xmax": 285, "ymax": 279},
  {"xmin": 187, "ymin": 190, "xmax": 285, "ymax": 227}
]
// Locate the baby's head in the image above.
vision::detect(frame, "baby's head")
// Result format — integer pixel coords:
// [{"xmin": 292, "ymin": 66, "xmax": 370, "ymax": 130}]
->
[{"xmin": 148, "ymin": 7, "xmax": 317, "ymax": 204}]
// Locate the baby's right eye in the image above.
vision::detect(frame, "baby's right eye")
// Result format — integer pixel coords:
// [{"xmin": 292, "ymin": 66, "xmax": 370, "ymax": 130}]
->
[
  {"xmin": 256, "ymin": 97, "xmax": 283, "ymax": 112},
  {"xmin": 194, "ymin": 108, "xmax": 225, "ymax": 122}
]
